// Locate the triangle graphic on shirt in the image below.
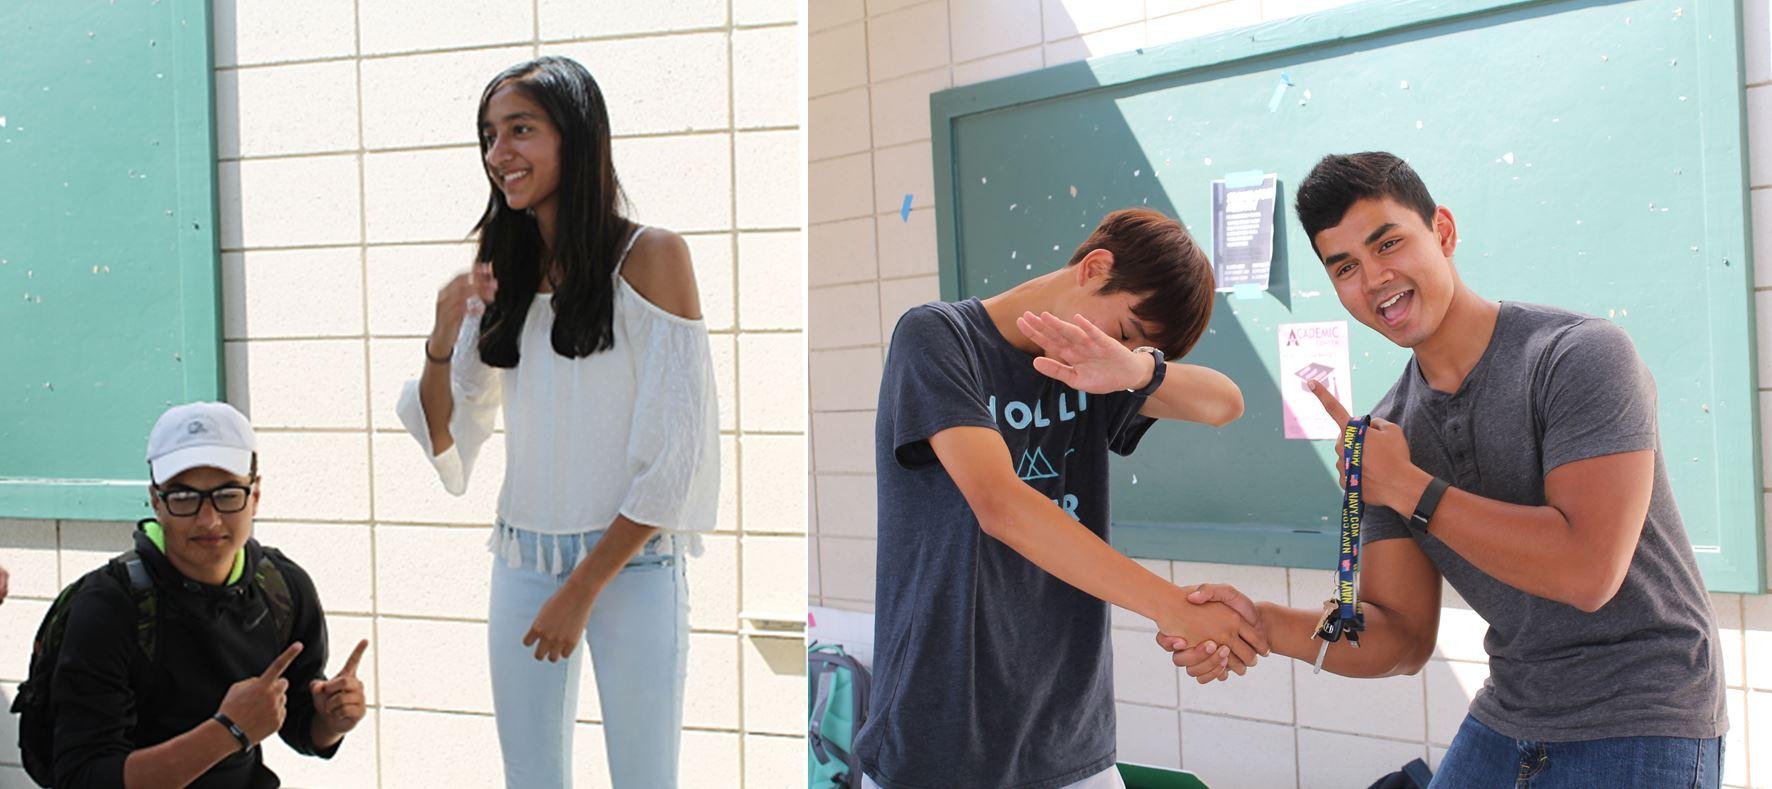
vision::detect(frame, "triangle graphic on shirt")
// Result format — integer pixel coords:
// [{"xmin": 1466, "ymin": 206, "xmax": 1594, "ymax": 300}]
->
[{"xmin": 1017, "ymin": 447, "xmax": 1060, "ymax": 481}]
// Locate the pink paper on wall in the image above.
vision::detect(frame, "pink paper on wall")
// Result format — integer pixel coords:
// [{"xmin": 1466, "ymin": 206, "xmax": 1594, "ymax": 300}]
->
[{"xmin": 1278, "ymin": 320, "xmax": 1354, "ymax": 440}]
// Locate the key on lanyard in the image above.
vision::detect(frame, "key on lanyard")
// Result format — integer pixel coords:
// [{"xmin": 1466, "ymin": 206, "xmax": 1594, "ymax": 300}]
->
[
  {"xmin": 1310, "ymin": 416, "xmax": 1371, "ymax": 674},
  {"xmin": 1309, "ymin": 600, "xmax": 1337, "ymax": 673}
]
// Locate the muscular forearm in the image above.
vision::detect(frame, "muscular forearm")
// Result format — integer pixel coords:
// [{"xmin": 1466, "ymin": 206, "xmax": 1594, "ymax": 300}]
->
[
  {"xmin": 121, "ymin": 719, "xmax": 238, "ymax": 789},
  {"xmin": 981, "ymin": 484, "xmax": 1182, "ymax": 624},
  {"xmin": 562, "ymin": 516, "xmax": 659, "ymax": 601},
  {"xmin": 1257, "ymin": 600, "xmax": 1432, "ymax": 678},
  {"xmin": 1425, "ymin": 487, "xmax": 1625, "ymax": 611}
]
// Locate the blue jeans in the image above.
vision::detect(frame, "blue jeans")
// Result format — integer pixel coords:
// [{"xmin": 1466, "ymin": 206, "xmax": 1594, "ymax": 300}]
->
[
  {"xmin": 1431, "ymin": 715, "xmax": 1722, "ymax": 789},
  {"xmin": 487, "ymin": 522, "xmax": 689, "ymax": 788}
]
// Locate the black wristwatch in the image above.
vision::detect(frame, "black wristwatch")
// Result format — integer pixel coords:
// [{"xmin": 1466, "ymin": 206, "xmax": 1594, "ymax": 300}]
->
[
  {"xmin": 1127, "ymin": 346, "xmax": 1166, "ymax": 396},
  {"xmin": 1411, "ymin": 476, "xmax": 1451, "ymax": 528},
  {"xmin": 213, "ymin": 712, "xmax": 252, "ymax": 753}
]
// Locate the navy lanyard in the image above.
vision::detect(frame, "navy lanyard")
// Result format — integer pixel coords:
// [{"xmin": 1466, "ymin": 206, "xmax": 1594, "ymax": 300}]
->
[{"xmin": 1312, "ymin": 416, "xmax": 1369, "ymax": 672}]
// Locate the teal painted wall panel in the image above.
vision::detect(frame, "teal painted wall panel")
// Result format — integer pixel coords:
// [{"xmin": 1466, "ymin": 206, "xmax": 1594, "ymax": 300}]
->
[
  {"xmin": 0, "ymin": 0, "xmax": 222, "ymax": 520},
  {"xmin": 931, "ymin": 0, "xmax": 1765, "ymax": 591}
]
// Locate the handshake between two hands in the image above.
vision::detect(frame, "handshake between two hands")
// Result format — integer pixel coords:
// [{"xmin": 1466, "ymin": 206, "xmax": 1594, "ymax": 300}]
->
[{"xmin": 1154, "ymin": 583, "xmax": 1271, "ymax": 685}]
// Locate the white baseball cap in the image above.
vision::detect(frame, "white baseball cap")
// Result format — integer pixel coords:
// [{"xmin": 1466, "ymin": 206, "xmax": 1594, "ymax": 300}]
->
[{"xmin": 146, "ymin": 402, "xmax": 258, "ymax": 485}]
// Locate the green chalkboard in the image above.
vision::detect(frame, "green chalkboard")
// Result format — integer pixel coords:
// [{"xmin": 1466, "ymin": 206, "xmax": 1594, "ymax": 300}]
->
[
  {"xmin": 930, "ymin": 0, "xmax": 1764, "ymax": 592},
  {"xmin": 0, "ymin": 0, "xmax": 222, "ymax": 520}
]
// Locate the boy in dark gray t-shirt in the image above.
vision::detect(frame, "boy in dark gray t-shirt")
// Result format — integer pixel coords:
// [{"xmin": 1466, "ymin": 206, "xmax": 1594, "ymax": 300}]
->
[
  {"xmin": 1167, "ymin": 153, "xmax": 1726, "ymax": 787},
  {"xmin": 858, "ymin": 209, "xmax": 1267, "ymax": 789}
]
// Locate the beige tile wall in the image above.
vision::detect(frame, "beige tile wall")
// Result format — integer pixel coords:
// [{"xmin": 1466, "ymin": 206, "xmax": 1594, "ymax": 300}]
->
[
  {"xmin": 0, "ymin": 0, "xmax": 804, "ymax": 786},
  {"xmin": 806, "ymin": 0, "xmax": 1772, "ymax": 786}
]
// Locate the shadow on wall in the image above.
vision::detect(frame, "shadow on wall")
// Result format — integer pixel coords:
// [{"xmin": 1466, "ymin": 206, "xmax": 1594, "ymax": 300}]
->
[
  {"xmin": 208, "ymin": 7, "xmax": 251, "ymax": 417},
  {"xmin": 754, "ymin": 633, "xmax": 808, "ymax": 676},
  {"xmin": 935, "ymin": 18, "xmax": 1344, "ymax": 541}
]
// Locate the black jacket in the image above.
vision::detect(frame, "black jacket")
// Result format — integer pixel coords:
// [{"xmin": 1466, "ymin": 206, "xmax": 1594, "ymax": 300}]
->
[{"xmin": 50, "ymin": 529, "xmax": 336, "ymax": 788}]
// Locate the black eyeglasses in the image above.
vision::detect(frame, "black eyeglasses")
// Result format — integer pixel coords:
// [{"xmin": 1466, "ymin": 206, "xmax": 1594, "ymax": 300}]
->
[{"xmin": 153, "ymin": 482, "xmax": 255, "ymax": 517}]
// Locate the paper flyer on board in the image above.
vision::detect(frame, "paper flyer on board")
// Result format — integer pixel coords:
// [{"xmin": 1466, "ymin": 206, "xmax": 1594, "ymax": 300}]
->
[
  {"xmin": 1278, "ymin": 320, "xmax": 1353, "ymax": 440},
  {"xmin": 1210, "ymin": 171, "xmax": 1279, "ymax": 295}
]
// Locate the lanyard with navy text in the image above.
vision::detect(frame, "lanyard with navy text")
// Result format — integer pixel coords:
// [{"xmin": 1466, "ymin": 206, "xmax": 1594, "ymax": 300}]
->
[{"xmin": 1312, "ymin": 416, "xmax": 1369, "ymax": 673}]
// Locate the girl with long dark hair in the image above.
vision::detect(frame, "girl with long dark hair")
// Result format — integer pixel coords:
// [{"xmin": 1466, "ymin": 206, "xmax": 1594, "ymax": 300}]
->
[{"xmin": 395, "ymin": 56, "xmax": 717, "ymax": 787}]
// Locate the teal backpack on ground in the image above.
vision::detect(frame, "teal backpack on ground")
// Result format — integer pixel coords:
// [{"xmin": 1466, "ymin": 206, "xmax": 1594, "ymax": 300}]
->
[{"xmin": 808, "ymin": 642, "xmax": 871, "ymax": 789}]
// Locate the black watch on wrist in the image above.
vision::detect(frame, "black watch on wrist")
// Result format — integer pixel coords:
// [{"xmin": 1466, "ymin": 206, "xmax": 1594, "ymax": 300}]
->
[
  {"xmin": 1411, "ymin": 477, "xmax": 1451, "ymax": 528},
  {"xmin": 1127, "ymin": 346, "xmax": 1165, "ymax": 396}
]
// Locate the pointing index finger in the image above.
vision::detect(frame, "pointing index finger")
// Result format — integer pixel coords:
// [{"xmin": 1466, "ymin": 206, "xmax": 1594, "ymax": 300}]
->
[
  {"xmin": 1307, "ymin": 380, "xmax": 1352, "ymax": 427},
  {"xmin": 263, "ymin": 641, "xmax": 303, "ymax": 680},
  {"xmin": 339, "ymin": 639, "xmax": 369, "ymax": 678}
]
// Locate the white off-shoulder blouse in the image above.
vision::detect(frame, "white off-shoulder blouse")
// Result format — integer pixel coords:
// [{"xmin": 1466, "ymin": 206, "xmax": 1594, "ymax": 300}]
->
[{"xmin": 395, "ymin": 227, "xmax": 720, "ymax": 559}]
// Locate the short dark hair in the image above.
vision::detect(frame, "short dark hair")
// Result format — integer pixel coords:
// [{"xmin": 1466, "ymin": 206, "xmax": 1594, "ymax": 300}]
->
[
  {"xmin": 1295, "ymin": 152, "xmax": 1437, "ymax": 255},
  {"xmin": 1066, "ymin": 208, "xmax": 1215, "ymax": 359}
]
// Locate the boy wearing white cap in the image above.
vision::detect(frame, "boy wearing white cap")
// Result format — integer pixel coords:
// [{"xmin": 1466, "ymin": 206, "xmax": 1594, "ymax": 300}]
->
[{"xmin": 39, "ymin": 402, "xmax": 368, "ymax": 788}]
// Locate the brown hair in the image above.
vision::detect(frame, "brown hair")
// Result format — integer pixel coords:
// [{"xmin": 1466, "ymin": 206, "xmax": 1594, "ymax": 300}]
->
[{"xmin": 1066, "ymin": 208, "xmax": 1215, "ymax": 359}]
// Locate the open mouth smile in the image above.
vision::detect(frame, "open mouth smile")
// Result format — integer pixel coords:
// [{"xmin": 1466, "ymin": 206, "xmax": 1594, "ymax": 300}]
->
[{"xmin": 1376, "ymin": 289, "xmax": 1414, "ymax": 327}]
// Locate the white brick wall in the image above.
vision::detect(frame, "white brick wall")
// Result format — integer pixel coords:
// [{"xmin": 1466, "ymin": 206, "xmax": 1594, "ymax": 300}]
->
[
  {"xmin": 0, "ymin": 0, "xmax": 804, "ymax": 785},
  {"xmin": 807, "ymin": 1, "xmax": 1772, "ymax": 787}
]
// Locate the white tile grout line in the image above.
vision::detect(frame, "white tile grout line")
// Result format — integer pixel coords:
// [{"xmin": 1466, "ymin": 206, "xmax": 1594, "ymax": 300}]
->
[
  {"xmin": 216, "ymin": 22, "xmax": 801, "ymax": 72},
  {"xmin": 220, "ymin": 325, "xmax": 798, "ymax": 343},
  {"xmin": 219, "ymin": 228, "xmax": 798, "ymax": 256},
  {"xmin": 722, "ymin": 2, "xmax": 750, "ymax": 781},
  {"xmin": 828, "ymin": 0, "xmax": 882, "ymax": 601},
  {"xmin": 864, "ymin": 0, "xmax": 887, "ymax": 411},
  {"xmin": 345, "ymin": 0, "xmax": 385, "ymax": 783},
  {"xmin": 223, "ymin": 125, "xmax": 803, "ymax": 163},
  {"xmin": 801, "ymin": 0, "xmax": 821, "ymax": 609},
  {"xmin": 1287, "ymin": 566, "xmax": 1304, "ymax": 787}
]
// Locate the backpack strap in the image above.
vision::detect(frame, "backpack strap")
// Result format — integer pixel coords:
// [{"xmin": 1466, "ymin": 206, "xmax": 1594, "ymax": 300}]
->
[
  {"xmin": 1402, "ymin": 757, "xmax": 1433, "ymax": 788},
  {"xmin": 253, "ymin": 548, "xmax": 296, "ymax": 646},
  {"xmin": 107, "ymin": 551, "xmax": 160, "ymax": 660},
  {"xmin": 807, "ymin": 652, "xmax": 866, "ymax": 777},
  {"xmin": 808, "ymin": 660, "xmax": 839, "ymax": 765},
  {"xmin": 122, "ymin": 554, "xmax": 150, "ymax": 590}
]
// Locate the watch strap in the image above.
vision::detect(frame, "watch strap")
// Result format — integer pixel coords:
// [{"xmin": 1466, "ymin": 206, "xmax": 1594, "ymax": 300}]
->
[
  {"xmin": 1129, "ymin": 347, "xmax": 1165, "ymax": 396},
  {"xmin": 1411, "ymin": 476, "xmax": 1451, "ymax": 528},
  {"xmin": 213, "ymin": 712, "xmax": 252, "ymax": 753}
]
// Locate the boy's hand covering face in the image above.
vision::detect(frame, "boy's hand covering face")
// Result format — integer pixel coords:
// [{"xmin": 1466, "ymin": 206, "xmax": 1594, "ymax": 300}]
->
[{"xmin": 1017, "ymin": 311, "xmax": 1155, "ymax": 393}]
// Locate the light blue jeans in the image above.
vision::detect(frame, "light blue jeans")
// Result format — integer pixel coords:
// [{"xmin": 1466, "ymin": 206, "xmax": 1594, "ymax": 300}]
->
[
  {"xmin": 1431, "ymin": 715, "xmax": 1723, "ymax": 788},
  {"xmin": 487, "ymin": 521, "xmax": 689, "ymax": 788}
]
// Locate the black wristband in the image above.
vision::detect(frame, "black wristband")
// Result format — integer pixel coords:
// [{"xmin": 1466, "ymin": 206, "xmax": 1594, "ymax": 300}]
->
[
  {"xmin": 1128, "ymin": 347, "xmax": 1166, "ymax": 396},
  {"xmin": 423, "ymin": 339, "xmax": 452, "ymax": 365},
  {"xmin": 212, "ymin": 712, "xmax": 252, "ymax": 753},
  {"xmin": 1411, "ymin": 476, "xmax": 1451, "ymax": 528}
]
